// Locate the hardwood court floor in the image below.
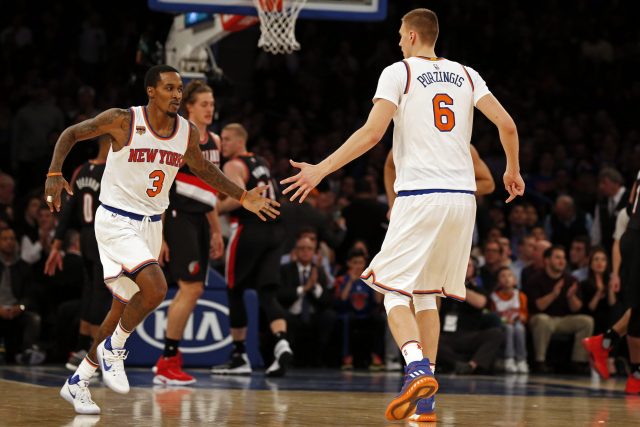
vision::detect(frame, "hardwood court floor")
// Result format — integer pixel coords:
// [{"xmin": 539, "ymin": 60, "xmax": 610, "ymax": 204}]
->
[{"xmin": 1, "ymin": 366, "xmax": 639, "ymax": 426}]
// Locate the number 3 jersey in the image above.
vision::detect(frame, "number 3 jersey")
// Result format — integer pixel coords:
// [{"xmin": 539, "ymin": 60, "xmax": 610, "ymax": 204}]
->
[
  {"xmin": 100, "ymin": 106, "xmax": 191, "ymax": 216},
  {"xmin": 374, "ymin": 57, "xmax": 491, "ymax": 193}
]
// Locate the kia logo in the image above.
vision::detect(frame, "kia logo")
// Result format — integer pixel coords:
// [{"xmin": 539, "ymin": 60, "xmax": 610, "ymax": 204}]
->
[{"xmin": 136, "ymin": 299, "xmax": 232, "ymax": 353}]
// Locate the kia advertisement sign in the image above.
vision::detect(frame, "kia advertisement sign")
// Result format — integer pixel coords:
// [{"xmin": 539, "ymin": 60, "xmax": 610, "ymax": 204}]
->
[
  {"xmin": 126, "ymin": 288, "xmax": 263, "ymax": 367},
  {"xmin": 136, "ymin": 299, "xmax": 232, "ymax": 353}
]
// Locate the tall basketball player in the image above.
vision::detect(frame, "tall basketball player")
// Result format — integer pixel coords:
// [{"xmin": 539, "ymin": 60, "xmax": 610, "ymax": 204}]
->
[
  {"xmin": 281, "ymin": 9, "xmax": 524, "ymax": 421},
  {"xmin": 384, "ymin": 144, "xmax": 495, "ymax": 422},
  {"xmin": 45, "ymin": 65, "xmax": 280, "ymax": 414},
  {"xmin": 153, "ymin": 80, "xmax": 224, "ymax": 385}
]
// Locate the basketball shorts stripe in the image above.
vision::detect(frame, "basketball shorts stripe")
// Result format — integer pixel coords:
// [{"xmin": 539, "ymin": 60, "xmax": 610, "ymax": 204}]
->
[
  {"xmin": 95, "ymin": 205, "xmax": 163, "ymax": 301},
  {"xmin": 361, "ymin": 192, "xmax": 476, "ymax": 300}
]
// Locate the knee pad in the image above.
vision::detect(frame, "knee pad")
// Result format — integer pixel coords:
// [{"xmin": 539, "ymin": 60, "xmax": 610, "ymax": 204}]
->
[
  {"xmin": 413, "ymin": 294, "xmax": 438, "ymax": 312},
  {"xmin": 629, "ymin": 308, "xmax": 640, "ymax": 337},
  {"xmin": 384, "ymin": 292, "xmax": 411, "ymax": 315}
]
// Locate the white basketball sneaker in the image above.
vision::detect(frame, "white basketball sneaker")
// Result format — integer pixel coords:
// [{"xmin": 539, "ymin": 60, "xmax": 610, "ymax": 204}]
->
[
  {"xmin": 210, "ymin": 353, "xmax": 252, "ymax": 375},
  {"xmin": 60, "ymin": 374, "xmax": 101, "ymax": 415},
  {"xmin": 265, "ymin": 339, "xmax": 293, "ymax": 377},
  {"xmin": 96, "ymin": 336, "xmax": 130, "ymax": 394}
]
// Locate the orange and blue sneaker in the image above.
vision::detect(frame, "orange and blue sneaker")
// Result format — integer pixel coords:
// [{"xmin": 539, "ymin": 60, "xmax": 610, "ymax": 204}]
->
[
  {"xmin": 385, "ymin": 358, "xmax": 438, "ymax": 421},
  {"xmin": 582, "ymin": 334, "xmax": 610, "ymax": 379},
  {"xmin": 408, "ymin": 396, "xmax": 436, "ymax": 423}
]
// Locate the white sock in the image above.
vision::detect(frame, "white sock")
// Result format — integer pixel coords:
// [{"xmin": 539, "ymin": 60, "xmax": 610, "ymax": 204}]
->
[
  {"xmin": 76, "ymin": 356, "xmax": 98, "ymax": 381},
  {"xmin": 401, "ymin": 341, "xmax": 423, "ymax": 365},
  {"xmin": 110, "ymin": 321, "xmax": 132, "ymax": 349},
  {"xmin": 430, "ymin": 363, "xmax": 436, "ymax": 374}
]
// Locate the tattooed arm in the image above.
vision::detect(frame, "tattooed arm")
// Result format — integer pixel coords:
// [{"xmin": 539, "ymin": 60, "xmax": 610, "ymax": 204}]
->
[
  {"xmin": 48, "ymin": 108, "xmax": 130, "ymax": 173},
  {"xmin": 45, "ymin": 108, "xmax": 131, "ymax": 212},
  {"xmin": 184, "ymin": 123, "xmax": 280, "ymax": 221}
]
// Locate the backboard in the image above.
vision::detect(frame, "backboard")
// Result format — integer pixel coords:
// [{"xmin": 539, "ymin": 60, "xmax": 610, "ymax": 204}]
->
[{"xmin": 149, "ymin": 0, "xmax": 387, "ymax": 21}]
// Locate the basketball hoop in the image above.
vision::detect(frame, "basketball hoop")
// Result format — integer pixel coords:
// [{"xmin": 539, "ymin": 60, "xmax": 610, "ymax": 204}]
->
[{"xmin": 252, "ymin": 0, "xmax": 308, "ymax": 54}]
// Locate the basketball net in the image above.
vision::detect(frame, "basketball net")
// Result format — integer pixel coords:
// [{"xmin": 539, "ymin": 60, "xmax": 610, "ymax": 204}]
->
[{"xmin": 252, "ymin": 0, "xmax": 308, "ymax": 54}]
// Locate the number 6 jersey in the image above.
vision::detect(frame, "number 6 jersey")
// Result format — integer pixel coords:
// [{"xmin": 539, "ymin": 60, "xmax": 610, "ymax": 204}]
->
[
  {"xmin": 374, "ymin": 56, "xmax": 491, "ymax": 193},
  {"xmin": 100, "ymin": 106, "xmax": 191, "ymax": 216}
]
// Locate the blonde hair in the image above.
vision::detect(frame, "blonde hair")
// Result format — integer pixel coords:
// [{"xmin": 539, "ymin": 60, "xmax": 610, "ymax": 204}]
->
[
  {"xmin": 181, "ymin": 80, "xmax": 213, "ymax": 118},
  {"xmin": 223, "ymin": 123, "xmax": 248, "ymax": 142},
  {"xmin": 402, "ymin": 8, "xmax": 439, "ymax": 46}
]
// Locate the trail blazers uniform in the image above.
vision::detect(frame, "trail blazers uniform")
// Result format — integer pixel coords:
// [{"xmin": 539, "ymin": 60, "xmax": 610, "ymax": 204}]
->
[
  {"xmin": 165, "ymin": 130, "xmax": 221, "ymax": 283},
  {"xmin": 95, "ymin": 106, "xmax": 190, "ymax": 302},
  {"xmin": 226, "ymin": 153, "xmax": 283, "ymax": 291},
  {"xmin": 55, "ymin": 160, "xmax": 111, "ymax": 323},
  {"xmin": 225, "ymin": 153, "xmax": 286, "ymax": 328},
  {"xmin": 621, "ymin": 170, "xmax": 640, "ymax": 309}
]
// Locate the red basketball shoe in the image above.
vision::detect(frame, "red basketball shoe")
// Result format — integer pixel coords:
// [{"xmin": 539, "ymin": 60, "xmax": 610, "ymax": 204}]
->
[
  {"xmin": 582, "ymin": 335, "xmax": 610, "ymax": 379},
  {"xmin": 626, "ymin": 375, "xmax": 640, "ymax": 395},
  {"xmin": 153, "ymin": 354, "xmax": 196, "ymax": 386}
]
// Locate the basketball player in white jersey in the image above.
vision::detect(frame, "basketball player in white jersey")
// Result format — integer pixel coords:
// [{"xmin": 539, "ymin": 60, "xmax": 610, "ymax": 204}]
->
[
  {"xmin": 384, "ymin": 144, "xmax": 494, "ymax": 422},
  {"xmin": 281, "ymin": 9, "xmax": 524, "ymax": 421},
  {"xmin": 44, "ymin": 65, "xmax": 280, "ymax": 415}
]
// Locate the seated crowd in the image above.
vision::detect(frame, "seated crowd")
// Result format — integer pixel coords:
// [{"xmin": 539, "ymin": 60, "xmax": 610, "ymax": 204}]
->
[{"xmin": 0, "ymin": 164, "xmax": 633, "ymax": 377}]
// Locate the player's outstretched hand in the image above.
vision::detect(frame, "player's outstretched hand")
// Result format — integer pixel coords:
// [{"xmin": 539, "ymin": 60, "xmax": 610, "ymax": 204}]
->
[
  {"xmin": 242, "ymin": 185, "xmax": 280, "ymax": 222},
  {"xmin": 44, "ymin": 176, "xmax": 73, "ymax": 212},
  {"xmin": 280, "ymin": 160, "xmax": 324, "ymax": 203},
  {"xmin": 503, "ymin": 170, "xmax": 525, "ymax": 203}
]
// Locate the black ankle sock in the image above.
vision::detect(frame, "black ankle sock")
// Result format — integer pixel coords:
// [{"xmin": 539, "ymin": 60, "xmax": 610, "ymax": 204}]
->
[
  {"xmin": 602, "ymin": 329, "xmax": 620, "ymax": 349},
  {"xmin": 77, "ymin": 334, "xmax": 92, "ymax": 352},
  {"xmin": 232, "ymin": 340, "xmax": 246, "ymax": 355},
  {"xmin": 274, "ymin": 331, "xmax": 287, "ymax": 342},
  {"xmin": 164, "ymin": 338, "xmax": 180, "ymax": 358}
]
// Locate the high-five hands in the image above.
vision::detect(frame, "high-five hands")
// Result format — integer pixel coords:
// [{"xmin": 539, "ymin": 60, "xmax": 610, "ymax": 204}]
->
[
  {"xmin": 242, "ymin": 185, "xmax": 280, "ymax": 221},
  {"xmin": 280, "ymin": 160, "xmax": 324, "ymax": 203}
]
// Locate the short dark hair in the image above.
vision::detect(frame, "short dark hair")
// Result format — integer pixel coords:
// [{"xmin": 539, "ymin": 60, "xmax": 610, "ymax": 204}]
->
[
  {"xmin": 598, "ymin": 167, "xmax": 624, "ymax": 185},
  {"xmin": 571, "ymin": 235, "xmax": 591, "ymax": 252},
  {"xmin": 496, "ymin": 266, "xmax": 512, "ymax": 277},
  {"xmin": 144, "ymin": 65, "xmax": 180, "ymax": 90},
  {"xmin": 347, "ymin": 248, "xmax": 367, "ymax": 262},
  {"xmin": 483, "ymin": 238, "xmax": 503, "ymax": 254},
  {"xmin": 543, "ymin": 245, "xmax": 565, "ymax": 259},
  {"xmin": 296, "ymin": 226, "xmax": 318, "ymax": 240}
]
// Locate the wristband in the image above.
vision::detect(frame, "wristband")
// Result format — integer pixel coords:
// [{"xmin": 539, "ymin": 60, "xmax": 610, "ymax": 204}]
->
[
  {"xmin": 46, "ymin": 172, "xmax": 63, "ymax": 177},
  {"xmin": 239, "ymin": 190, "xmax": 247, "ymax": 204}
]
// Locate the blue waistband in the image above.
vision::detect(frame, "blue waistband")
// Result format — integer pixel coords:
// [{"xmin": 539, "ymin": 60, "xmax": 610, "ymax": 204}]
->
[
  {"xmin": 102, "ymin": 204, "xmax": 162, "ymax": 222},
  {"xmin": 397, "ymin": 189, "xmax": 475, "ymax": 197}
]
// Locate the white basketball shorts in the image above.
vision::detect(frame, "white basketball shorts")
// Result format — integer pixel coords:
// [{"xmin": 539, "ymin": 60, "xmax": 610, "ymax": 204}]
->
[
  {"xmin": 94, "ymin": 204, "xmax": 163, "ymax": 303},
  {"xmin": 360, "ymin": 191, "xmax": 476, "ymax": 301}
]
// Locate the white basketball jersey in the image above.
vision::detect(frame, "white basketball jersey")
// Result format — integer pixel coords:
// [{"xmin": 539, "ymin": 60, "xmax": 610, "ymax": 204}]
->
[
  {"xmin": 374, "ymin": 57, "xmax": 491, "ymax": 193},
  {"xmin": 100, "ymin": 106, "xmax": 191, "ymax": 216}
]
